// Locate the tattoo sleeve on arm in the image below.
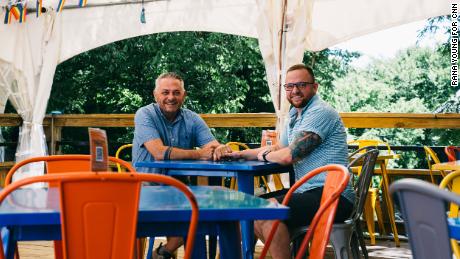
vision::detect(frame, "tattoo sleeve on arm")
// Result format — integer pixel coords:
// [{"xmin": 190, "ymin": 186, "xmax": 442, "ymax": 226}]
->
[{"xmin": 289, "ymin": 131, "xmax": 322, "ymax": 162}]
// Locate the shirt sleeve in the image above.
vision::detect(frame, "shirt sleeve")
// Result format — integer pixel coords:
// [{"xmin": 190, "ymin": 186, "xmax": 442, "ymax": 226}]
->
[
  {"xmin": 297, "ymin": 107, "xmax": 338, "ymax": 140},
  {"xmin": 134, "ymin": 107, "xmax": 161, "ymax": 146},
  {"xmin": 193, "ymin": 115, "xmax": 216, "ymax": 147}
]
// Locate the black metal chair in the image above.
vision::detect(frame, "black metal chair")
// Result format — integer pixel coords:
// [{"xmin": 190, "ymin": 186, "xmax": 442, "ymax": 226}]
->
[{"xmin": 290, "ymin": 146, "xmax": 379, "ymax": 259}]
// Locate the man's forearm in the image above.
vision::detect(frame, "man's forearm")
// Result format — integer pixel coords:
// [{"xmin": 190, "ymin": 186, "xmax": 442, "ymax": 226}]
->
[
  {"xmin": 258, "ymin": 131, "xmax": 321, "ymax": 165},
  {"xmin": 168, "ymin": 147, "xmax": 201, "ymax": 160}
]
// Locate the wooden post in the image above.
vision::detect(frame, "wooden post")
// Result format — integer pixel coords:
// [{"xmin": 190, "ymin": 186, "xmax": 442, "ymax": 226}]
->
[
  {"xmin": 50, "ymin": 111, "xmax": 62, "ymax": 155},
  {"xmin": 52, "ymin": 126, "xmax": 62, "ymax": 155}
]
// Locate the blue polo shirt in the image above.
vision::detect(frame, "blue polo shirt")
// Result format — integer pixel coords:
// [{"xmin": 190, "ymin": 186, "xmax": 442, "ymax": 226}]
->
[
  {"xmin": 132, "ymin": 103, "xmax": 216, "ymax": 173},
  {"xmin": 280, "ymin": 95, "xmax": 355, "ymax": 203}
]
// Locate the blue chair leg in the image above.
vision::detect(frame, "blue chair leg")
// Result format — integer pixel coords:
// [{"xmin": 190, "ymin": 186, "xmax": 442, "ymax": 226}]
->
[
  {"xmin": 146, "ymin": 237, "xmax": 155, "ymax": 259},
  {"xmin": 209, "ymin": 235, "xmax": 217, "ymax": 259}
]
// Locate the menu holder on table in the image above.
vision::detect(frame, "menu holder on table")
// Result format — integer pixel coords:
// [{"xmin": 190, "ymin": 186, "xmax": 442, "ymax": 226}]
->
[{"xmin": 88, "ymin": 128, "xmax": 108, "ymax": 172}]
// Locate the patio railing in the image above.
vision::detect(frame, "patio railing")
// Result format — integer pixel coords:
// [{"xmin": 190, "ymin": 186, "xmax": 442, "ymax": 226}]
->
[{"xmin": 1, "ymin": 112, "xmax": 460, "ymax": 149}]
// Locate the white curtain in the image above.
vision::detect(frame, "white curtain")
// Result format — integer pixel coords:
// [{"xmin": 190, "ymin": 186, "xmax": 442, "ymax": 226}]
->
[
  {"xmin": 0, "ymin": 64, "xmax": 9, "ymax": 162},
  {"xmin": 0, "ymin": 0, "xmax": 450, "ymax": 179},
  {"xmin": 0, "ymin": 12, "xmax": 61, "ymax": 181}
]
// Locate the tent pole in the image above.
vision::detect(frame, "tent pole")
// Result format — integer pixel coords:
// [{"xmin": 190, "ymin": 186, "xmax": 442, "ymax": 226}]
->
[{"xmin": 277, "ymin": 0, "xmax": 288, "ymax": 111}]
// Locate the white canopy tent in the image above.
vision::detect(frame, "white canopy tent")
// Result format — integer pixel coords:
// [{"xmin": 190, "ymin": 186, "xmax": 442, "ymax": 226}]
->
[{"xmin": 0, "ymin": 0, "xmax": 450, "ymax": 180}]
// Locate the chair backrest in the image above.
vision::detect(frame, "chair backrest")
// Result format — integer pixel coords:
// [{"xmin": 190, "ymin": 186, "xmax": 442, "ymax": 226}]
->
[
  {"xmin": 115, "ymin": 144, "xmax": 133, "ymax": 172},
  {"xmin": 259, "ymin": 164, "xmax": 350, "ymax": 259},
  {"xmin": 226, "ymin": 142, "xmax": 250, "ymax": 151},
  {"xmin": 424, "ymin": 146, "xmax": 441, "ymax": 164},
  {"xmin": 348, "ymin": 147, "xmax": 379, "ymax": 222},
  {"xmin": 390, "ymin": 178, "xmax": 460, "ymax": 259},
  {"xmin": 424, "ymin": 146, "xmax": 446, "ymax": 183},
  {"xmin": 0, "ymin": 172, "xmax": 199, "ymax": 259},
  {"xmin": 4, "ymin": 155, "xmax": 135, "ymax": 186},
  {"xmin": 348, "ymin": 139, "xmax": 391, "ymax": 154},
  {"xmin": 446, "ymin": 146, "xmax": 460, "ymax": 162}
]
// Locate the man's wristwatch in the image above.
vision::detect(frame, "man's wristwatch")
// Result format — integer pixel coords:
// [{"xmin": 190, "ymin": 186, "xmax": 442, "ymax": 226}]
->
[{"xmin": 262, "ymin": 150, "xmax": 272, "ymax": 162}]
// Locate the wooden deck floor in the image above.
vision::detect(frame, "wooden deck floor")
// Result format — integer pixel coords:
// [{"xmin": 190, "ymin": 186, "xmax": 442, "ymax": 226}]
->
[{"xmin": 16, "ymin": 238, "xmax": 412, "ymax": 259}]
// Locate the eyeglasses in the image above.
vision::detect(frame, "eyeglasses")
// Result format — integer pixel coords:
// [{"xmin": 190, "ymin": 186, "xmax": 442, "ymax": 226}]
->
[{"xmin": 283, "ymin": 82, "xmax": 315, "ymax": 91}]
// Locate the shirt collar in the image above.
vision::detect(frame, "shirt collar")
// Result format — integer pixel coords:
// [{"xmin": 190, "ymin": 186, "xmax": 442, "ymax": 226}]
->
[
  {"xmin": 288, "ymin": 94, "xmax": 319, "ymax": 120},
  {"xmin": 153, "ymin": 103, "xmax": 184, "ymax": 124}
]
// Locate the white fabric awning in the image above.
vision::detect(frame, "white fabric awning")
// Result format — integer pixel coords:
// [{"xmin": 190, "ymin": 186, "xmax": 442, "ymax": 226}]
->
[{"xmin": 0, "ymin": 0, "xmax": 452, "ymax": 176}]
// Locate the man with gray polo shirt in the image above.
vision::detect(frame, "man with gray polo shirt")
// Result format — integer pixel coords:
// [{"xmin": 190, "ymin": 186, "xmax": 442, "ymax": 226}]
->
[
  {"xmin": 133, "ymin": 72, "xmax": 231, "ymax": 259},
  {"xmin": 224, "ymin": 64, "xmax": 354, "ymax": 259}
]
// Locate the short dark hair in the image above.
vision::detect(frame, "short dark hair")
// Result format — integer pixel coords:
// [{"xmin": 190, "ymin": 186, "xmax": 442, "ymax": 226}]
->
[
  {"xmin": 286, "ymin": 64, "xmax": 315, "ymax": 82},
  {"xmin": 155, "ymin": 72, "xmax": 185, "ymax": 91}
]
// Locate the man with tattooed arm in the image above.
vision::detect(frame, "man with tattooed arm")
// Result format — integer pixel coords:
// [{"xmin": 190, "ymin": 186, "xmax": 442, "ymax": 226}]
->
[{"xmin": 224, "ymin": 64, "xmax": 355, "ymax": 259}]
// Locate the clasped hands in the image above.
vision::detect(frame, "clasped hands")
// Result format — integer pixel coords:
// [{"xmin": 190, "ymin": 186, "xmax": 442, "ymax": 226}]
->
[{"xmin": 212, "ymin": 144, "xmax": 234, "ymax": 161}]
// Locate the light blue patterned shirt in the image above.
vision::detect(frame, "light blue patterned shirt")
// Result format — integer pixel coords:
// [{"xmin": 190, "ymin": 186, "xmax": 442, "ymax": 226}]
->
[
  {"xmin": 132, "ymin": 103, "xmax": 216, "ymax": 173},
  {"xmin": 280, "ymin": 95, "xmax": 355, "ymax": 203}
]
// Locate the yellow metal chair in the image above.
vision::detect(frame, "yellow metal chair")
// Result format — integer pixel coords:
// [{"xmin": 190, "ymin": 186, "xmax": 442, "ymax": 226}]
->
[
  {"xmin": 439, "ymin": 170, "xmax": 460, "ymax": 259},
  {"xmin": 348, "ymin": 139, "xmax": 400, "ymax": 246},
  {"xmin": 424, "ymin": 146, "xmax": 448, "ymax": 183},
  {"xmin": 115, "ymin": 143, "xmax": 150, "ymax": 258},
  {"xmin": 225, "ymin": 142, "xmax": 271, "ymax": 192},
  {"xmin": 115, "ymin": 144, "xmax": 133, "ymax": 172}
]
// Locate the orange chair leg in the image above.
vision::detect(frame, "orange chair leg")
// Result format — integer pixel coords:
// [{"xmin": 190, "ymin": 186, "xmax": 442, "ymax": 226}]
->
[
  {"xmin": 136, "ymin": 238, "xmax": 146, "ymax": 259},
  {"xmin": 14, "ymin": 245, "xmax": 19, "ymax": 259},
  {"xmin": 54, "ymin": 240, "xmax": 63, "ymax": 259}
]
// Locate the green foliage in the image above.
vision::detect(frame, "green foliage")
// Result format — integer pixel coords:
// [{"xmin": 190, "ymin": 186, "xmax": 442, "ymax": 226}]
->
[
  {"xmin": 50, "ymin": 32, "xmax": 274, "ymax": 149},
  {"xmin": 333, "ymin": 43, "xmax": 453, "ymax": 168},
  {"xmin": 49, "ymin": 32, "xmax": 360, "ymax": 150},
  {"xmin": 303, "ymin": 49, "xmax": 360, "ymax": 103},
  {"xmin": 43, "ymin": 17, "xmax": 456, "ymax": 163}
]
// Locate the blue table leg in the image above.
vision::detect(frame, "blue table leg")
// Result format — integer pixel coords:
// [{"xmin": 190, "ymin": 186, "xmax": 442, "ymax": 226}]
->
[
  {"xmin": 237, "ymin": 173, "xmax": 254, "ymax": 259},
  {"xmin": 2, "ymin": 227, "xmax": 15, "ymax": 259},
  {"xmin": 190, "ymin": 234, "xmax": 207, "ymax": 258},
  {"xmin": 218, "ymin": 221, "xmax": 242, "ymax": 259}
]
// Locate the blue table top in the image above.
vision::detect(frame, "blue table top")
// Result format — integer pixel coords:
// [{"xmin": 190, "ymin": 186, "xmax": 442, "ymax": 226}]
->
[
  {"xmin": 449, "ymin": 218, "xmax": 460, "ymax": 239},
  {"xmin": 135, "ymin": 160, "xmax": 289, "ymax": 171},
  {"xmin": 0, "ymin": 186, "xmax": 289, "ymax": 226}
]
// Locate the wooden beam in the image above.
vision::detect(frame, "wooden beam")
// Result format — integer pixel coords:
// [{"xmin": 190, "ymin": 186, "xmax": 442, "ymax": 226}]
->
[
  {"xmin": 1, "ymin": 113, "xmax": 460, "ymax": 129},
  {"xmin": 48, "ymin": 114, "xmax": 135, "ymax": 127},
  {"xmin": 341, "ymin": 113, "xmax": 460, "ymax": 129},
  {"xmin": 0, "ymin": 114, "xmax": 22, "ymax": 126},
  {"xmin": 200, "ymin": 113, "xmax": 276, "ymax": 128}
]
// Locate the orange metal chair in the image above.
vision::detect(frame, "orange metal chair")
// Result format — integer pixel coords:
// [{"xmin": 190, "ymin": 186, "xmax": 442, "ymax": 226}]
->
[
  {"xmin": 4, "ymin": 154, "xmax": 135, "ymax": 186},
  {"xmin": 445, "ymin": 146, "xmax": 460, "ymax": 162},
  {"xmin": 4, "ymin": 155, "xmax": 135, "ymax": 259},
  {"xmin": 0, "ymin": 172, "xmax": 199, "ymax": 259},
  {"xmin": 259, "ymin": 164, "xmax": 350, "ymax": 259}
]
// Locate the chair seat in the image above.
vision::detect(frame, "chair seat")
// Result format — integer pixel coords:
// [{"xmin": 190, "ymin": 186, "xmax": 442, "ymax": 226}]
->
[
  {"xmin": 290, "ymin": 221, "xmax": 357, "ymax": 259},
  {"xmin": 289, "ymin": 147, "xmax": 379, "ymax": 259}
]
